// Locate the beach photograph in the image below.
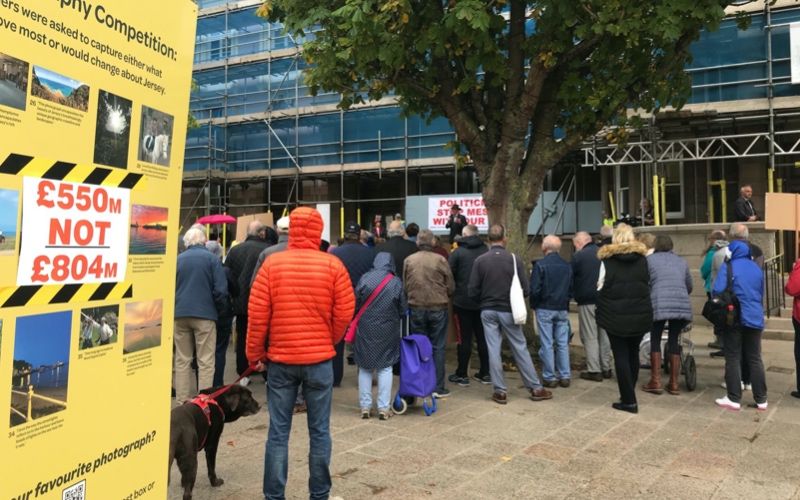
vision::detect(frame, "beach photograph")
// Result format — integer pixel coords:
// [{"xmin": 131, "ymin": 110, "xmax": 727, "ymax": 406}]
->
[
  {"xmin": 129, "ymin": 205, "xmax": 168, "ymax": 254},
  {"xmin": 0, "ymin": 188, "xmax": 19, "ymax": 255},
  {"xmin": 93, "ymin": 89, "xmax": 132, "ymax": 168},
  {"xmin": 124, "ymin": 300, "xmax": 162, "ymax": 354},
  {"xmin": 31, "ymin": 66, "xmax": 90, "ymax": 112},
  {"xmin": 10, "ymin": 311, "xmax": 72, "ymax": 427},
  {"xmin": 138, "ymin": 106, "xmax": 174, "ymax": 167},
  {"xmin": 0, "ymin": 52, "xmax": 29, "ymax": 111},
  {"xmin": 78, "ymin": 305, "xmax": 119, "ymax": 350}
]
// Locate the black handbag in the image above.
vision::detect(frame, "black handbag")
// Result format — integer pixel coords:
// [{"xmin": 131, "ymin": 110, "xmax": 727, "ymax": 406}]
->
[{"xmin": 702, "ymin": 259, "xmax": 739, "ymax": 328}]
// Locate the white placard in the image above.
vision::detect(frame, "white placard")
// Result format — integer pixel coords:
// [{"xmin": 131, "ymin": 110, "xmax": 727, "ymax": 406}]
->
[
  {"xmin": 316, "ymin": 203, "xmax": 331, "ymax": 244},
  {"xmin": 17, "ymin": 177, "xmax": 130, "ymax": 285},
  {"xmin": 791, "ymin": 23, "xmax": 800, "ymax": 84},
  {"xmin": 427, "ymin": 195, "xmax": 488, "ymax": 231}
]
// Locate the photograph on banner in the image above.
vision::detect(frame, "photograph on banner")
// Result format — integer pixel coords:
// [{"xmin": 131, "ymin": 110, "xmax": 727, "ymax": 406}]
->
[
  {"xmin": 94, "ymin": 90, "xmax": 133, "ymax": 169},
  {"xmin": 79, "ymin": 305, "xmax": 119, "ymax": 350},
  {"xmin": 10, "ymin": 311, "xmax": 71, "ymax": 428},
  {"xmin": 0, "ymin": 188, "xmax": 19, "ymax": 255},
  {"xmin": 31, "ymin": 66, "xmax": 90, "ymax": 112},
  {"xmin": 130, "ymin": 205, "xmax": 169, "ymax": 255},
  {"xmin": 124, "ymin": 299, "xmax": 163, "ymax": 354},
  {"xmin": 139, "ymin": 106, "xmax": 174, "ymax": 167},
  {"xmin": 0, "ymin": 52, "xmax": 29, "ymax": 111},
  {"xmin": 427, "ymin": 195, "xmax": 488, "ymax": 231}
]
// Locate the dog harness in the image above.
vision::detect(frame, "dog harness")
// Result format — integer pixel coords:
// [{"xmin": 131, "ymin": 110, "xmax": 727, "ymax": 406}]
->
[{"xmin": 187, "ymin": 394, "xmax": 225, "ymax": 451}]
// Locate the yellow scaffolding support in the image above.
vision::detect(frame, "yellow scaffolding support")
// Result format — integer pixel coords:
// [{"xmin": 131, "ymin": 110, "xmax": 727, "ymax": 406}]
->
[{"xmin": 652, "ymin": 175, "xmax": 661, "ymax": 226}]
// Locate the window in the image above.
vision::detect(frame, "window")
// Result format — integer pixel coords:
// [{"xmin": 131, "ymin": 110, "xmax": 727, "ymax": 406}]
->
[
  {"xmin": 614, "ymin": 165, "xmax": 629, "ymax": 216},
  {"xmin": 664, "ymin": 163, "xmax": 684, "ymax": 219}
]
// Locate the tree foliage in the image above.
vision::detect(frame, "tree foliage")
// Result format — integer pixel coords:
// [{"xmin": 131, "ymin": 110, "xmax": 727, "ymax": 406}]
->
[{"xmin": 259, "ymin": 0, "xmax": 734, "ymax": 242}]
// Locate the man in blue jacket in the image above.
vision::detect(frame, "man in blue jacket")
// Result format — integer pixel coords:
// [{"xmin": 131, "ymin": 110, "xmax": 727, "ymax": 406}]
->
[
  {"xmin": 712, "ymin": 223, "xmax": 767, "ymax": 412},
  {"xmin": 571, "ymin": 231, "xmax": 612, "ymax": 382},
  {"xmin": 174, "ymin": 227, "xmax": 228, "ymax": 403},
  {"xmin": 530, "ymin": 235, "xmax": 573, "ymax": 388}
]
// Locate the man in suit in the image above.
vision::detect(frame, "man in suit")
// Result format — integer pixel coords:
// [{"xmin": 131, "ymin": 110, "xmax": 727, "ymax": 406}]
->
[{"xmin": 734, "ymin": 185, "xmax": 758, "ymax": 222}]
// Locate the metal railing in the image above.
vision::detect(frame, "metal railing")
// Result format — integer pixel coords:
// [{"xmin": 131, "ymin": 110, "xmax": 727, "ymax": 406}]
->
[
  {"xmin": 763, "ymin": 254, "xmax": 785, "ymax": 318},
  {"xmin": 10, "ymin": 384, "xmax": 68, "ymax": 423}
]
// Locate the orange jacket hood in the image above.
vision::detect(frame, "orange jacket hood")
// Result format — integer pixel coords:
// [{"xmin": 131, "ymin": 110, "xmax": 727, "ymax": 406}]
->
[{"xmin": 288, "ymin": 207, "xmax": 323, "ymax": 251}]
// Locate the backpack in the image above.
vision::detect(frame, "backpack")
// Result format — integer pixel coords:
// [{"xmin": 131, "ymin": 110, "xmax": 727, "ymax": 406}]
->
[{"xmin": 702, "ymin": 259, "xmax": 739, "ymax": 328}]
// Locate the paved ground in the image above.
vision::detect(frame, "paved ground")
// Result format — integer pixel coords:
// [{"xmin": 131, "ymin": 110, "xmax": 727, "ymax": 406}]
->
[{"xmin": 169, "ymin": 325, "xmax": 800, "ymax": 500}]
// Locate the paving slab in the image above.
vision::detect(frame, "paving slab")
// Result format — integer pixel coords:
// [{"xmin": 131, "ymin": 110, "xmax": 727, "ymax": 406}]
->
[{"xmin": 169, "ymin": 325, "xmax": 800, "ymax": 499}]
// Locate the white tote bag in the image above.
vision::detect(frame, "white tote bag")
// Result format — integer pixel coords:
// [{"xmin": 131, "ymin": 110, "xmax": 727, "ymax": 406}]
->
[{"xmin": 510, "ymin": 254, "xmax": 528, "ymax": 325}]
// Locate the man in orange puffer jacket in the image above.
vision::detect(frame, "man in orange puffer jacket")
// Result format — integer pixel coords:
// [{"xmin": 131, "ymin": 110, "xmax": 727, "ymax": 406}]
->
[{"xmin": 247, "ymin": 207, "xmax": 355, "ymax": 500}]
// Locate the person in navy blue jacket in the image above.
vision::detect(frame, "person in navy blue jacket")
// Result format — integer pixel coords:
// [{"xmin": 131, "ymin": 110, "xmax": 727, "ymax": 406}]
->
[
  {"xmin": 174, "ymin": 227, "xmax": 228, "ymax": 403},
  {"xmin": 530, "ymin": 235, "xmax": 573, "ymax": 387},
  {"xmin": 712, "ymin": 223, "xmax": 767, "ymax": 412}
]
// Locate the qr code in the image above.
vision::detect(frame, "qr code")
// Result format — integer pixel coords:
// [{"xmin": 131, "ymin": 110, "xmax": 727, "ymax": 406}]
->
[{"xmin": 62, "ymin": 480, "xmax": 86, "ymax": 500}]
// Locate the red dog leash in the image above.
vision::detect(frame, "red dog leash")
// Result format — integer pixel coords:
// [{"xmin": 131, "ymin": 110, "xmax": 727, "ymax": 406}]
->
[{"xmin": 206, "ymin": 365, "xmax": 257, "ymax": 400}]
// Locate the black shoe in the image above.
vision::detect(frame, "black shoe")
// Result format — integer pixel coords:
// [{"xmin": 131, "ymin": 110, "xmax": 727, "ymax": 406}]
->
[
  {"xmin": 559, "ymin": 379, "xmax": 571, "ymax": 388},
  {"xmin": 347, "ymin": 355, "xmax": 355, "ymax": 366},
  {"xmin": 433, "ymin": 388, "xmax": 451, "ymax": 398},
  {"xmin": 710, "ymin": 350, "xmax": 724, "ymax": 358},
  {"xmin": 791, "ymin": 391, "xmax": 800, "ymax": 399},
  {"xmin": 543, "ymin": 380, "xmax": 558, "ymax": 388},
  {"xmin": 602, "ymin": 370, "xmax": 613, "ymax": 379},
  {"xmin": 580, "ymin": 372, "xmax": 603, "ymax": 382},
  {"xmin": 612, "ymin": 402, "xmax": 638, "ymax": 414},
  {"xmin": 448, "ymin": 373, "xmax": 470, "ymax": 387},
  {"xmin": 473, "ymin": 372, "xmax": 492, "ymax": 385}
]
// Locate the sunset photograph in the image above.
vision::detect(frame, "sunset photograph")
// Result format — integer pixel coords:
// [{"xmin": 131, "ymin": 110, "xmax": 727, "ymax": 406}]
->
[{"xmin": 129, "ymin": 204, "xmax": 168, "ymax": 255}]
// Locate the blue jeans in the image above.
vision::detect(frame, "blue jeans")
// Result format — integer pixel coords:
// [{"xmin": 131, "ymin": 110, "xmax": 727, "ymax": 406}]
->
[
  {"xmin": 410, "ymin": 308, "xmax": 448, "ymax": 392},
  {"xmin": 263, "ymin": 361, "xmax": 333, "ymax": 500},
  {"xmin": 536, "ymin": 309, "xmax": 571, "ymax": 381},
  {"xmin": 358, "ymin": 366, "xmax": 393, "ymax": 410}
]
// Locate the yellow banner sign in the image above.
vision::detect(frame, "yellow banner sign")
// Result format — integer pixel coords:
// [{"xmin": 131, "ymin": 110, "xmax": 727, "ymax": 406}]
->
[{"xmin": 0, "ymin": 0, "xmax": 196, "ymax": 498}]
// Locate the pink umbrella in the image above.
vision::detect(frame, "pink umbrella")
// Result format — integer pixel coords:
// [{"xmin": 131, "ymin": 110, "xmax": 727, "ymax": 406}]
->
[{"xmin": 196, "ymin": 214, "xmax": 236, "ymax": 225}]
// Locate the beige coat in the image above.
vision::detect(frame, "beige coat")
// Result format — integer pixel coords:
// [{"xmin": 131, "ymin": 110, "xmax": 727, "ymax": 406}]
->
[{"xmin": 403, "ymin": 248, "xmax": 454, "ymax": 309}]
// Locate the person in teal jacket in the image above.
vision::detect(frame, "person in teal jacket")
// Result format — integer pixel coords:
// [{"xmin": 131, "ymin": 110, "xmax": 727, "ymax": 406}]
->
[{"xmin": 700, "ymin": 229, "xmax": 728, "ymax": 355}]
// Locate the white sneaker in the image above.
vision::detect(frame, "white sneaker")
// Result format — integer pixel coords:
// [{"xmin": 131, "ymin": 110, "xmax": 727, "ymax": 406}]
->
[
  {"xmin": 756, "ymin": 401, "xmax": 768, "ymax": 412},
  {"xmin": 239, "ymin": 376, "xmax": 251, "ymax": 387},
  {"xmin": 715, "ymin": 395, "xmax": 741, "ymax": 411}
]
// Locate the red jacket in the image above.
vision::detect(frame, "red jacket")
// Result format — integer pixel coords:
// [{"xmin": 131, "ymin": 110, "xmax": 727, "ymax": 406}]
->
[
  {"xmin": 247, "ymin": 207, "xmax": 356, "ymax": 365},
  {"xmin": 785, "ymin": 259, "xmax": 800, "ymax": 322}
]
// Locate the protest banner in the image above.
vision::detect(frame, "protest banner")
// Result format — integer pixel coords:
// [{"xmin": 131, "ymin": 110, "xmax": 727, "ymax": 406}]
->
[
  {"xmin": 427, "ymin": 195, "xmax": 488, "ymax": 231},
  {"xmin": 0, "ymin": 0, "xmax": 196, "ymax": 498}
]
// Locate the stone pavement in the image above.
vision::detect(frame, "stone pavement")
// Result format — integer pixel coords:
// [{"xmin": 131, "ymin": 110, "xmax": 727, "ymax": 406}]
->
[{"xmin": 169, "ymin": 325, "xmax": 800, "ymax": 500}]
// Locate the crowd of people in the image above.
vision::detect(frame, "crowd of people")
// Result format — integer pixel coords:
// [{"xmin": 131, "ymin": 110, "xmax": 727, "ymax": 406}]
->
[{"xmin": 173, "ymin": 199, "xmax": 796, "ymax": 500}]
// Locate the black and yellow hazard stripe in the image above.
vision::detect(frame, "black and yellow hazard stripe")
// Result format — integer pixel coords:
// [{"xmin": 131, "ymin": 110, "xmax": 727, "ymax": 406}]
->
[
  {"xmin": 0, "ymin": 282, "xmax": 133, "ymax": 308},
  {"xmin": 0, "ymin": 153, "xmax": 146, "ymax": 190}
]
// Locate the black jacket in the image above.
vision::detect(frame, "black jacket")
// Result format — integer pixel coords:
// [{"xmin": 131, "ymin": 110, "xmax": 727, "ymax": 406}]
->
[
  {"xmin": 332, "ymin": 241, "xmax": 376, "ymax": 288},
  {"xmin": 596, "ymin": 241, "xmax": 652, "ymax": 336},
  {"xmin": 529, "ymin": 252, "xmax": 572, "ymax": 311},
  {"xmin": 224, "ymin": 235, "xmax": 270, "ymax": 316},
  {"xmin": 734, "ymin": 196, "xmax": 758, "ymax": 222},
  {"xmin": 449, "ymin": 235, "xmax": 488, "ymax": 310},
  {"xmin": 571, "ymin": 243, "xmax": 601, "ymax": 305},
  {"xmin": 446, "ymin": 213, "xmax": 468, "ymax": 241},
  {"xmin": 468, "ymin": 245, "xmax": 528, "ymax": 312},
  {"xmin": 376, "ymin": 236, "xmax": 418, "ymax": 279}
]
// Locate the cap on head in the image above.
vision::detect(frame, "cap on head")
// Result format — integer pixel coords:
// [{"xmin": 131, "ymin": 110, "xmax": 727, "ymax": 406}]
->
[
  {"xmin": 277, "ymin": 216, "xmax": 290, "ymax": 232},
  {"xmin": 345, "ymin": 221, "xmax": 360, "ymax": 235}
]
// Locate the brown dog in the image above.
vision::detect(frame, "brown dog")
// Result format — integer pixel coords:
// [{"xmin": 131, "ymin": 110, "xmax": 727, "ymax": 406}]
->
[{"xmin": 169, "ymin": 384, "xmax": 261, "ymax": 500}]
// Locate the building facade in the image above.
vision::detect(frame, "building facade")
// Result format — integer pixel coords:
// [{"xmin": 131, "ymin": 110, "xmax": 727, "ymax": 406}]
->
[{"xmin": 182, "ymin": 0, "xmax": 800, "ymax": 238}]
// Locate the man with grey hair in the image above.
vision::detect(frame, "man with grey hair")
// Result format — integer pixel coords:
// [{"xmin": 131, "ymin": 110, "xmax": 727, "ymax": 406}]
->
[
  {"xmin": 469, "ymin": 224, "xmax": 552, "ymax": 404},
  {"xmin": 225, "ymin": 219, "xmax": 272, "ymax": 384},
  {"xmin": 376, "ymin": 219, "xmax": 418, "ymax": 279},
  {"xmin": 734, "ymin": 185, "xmax": 758, "ymax": 222},
  {"xmin": 404, "ymin": 229, "xmax": 455, "ymax": 397},
  {"xmin": 174, "ymin": 227, "xmax": 228, "ymax": 402},
  {"xmin": 571, "ymin": 231, "xmax": 612, "ymax": 381},
  {"xmin": 598, "ymin": 225, "xmax": 613, "ymax": 247},
  {"xmin": 530, "ymin": 235, "xmax": 573, "ymax": 387}
]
